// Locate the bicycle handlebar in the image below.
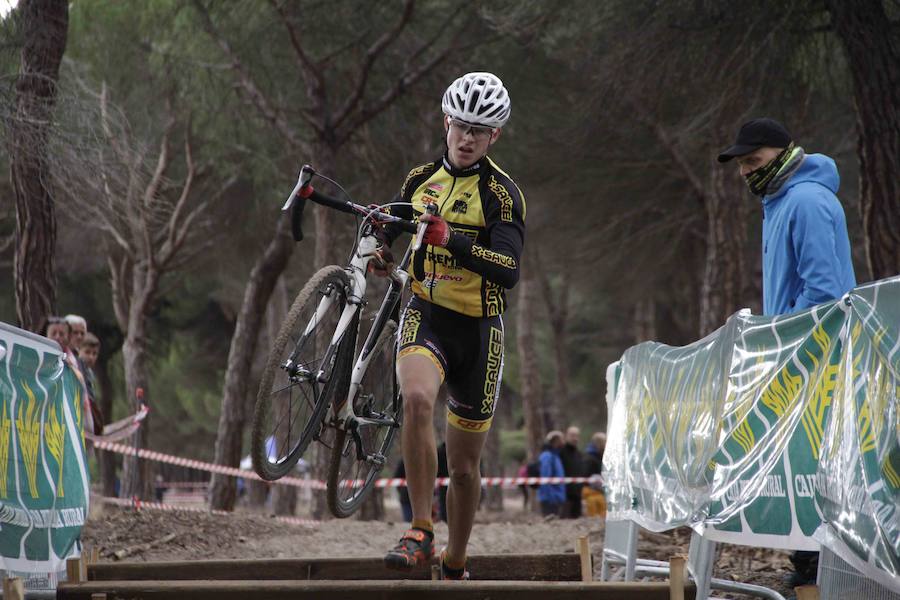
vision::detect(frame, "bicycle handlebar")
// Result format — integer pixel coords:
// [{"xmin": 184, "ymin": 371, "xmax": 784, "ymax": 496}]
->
[{"xmin": 284, "ymin": 165, "xmax": 420, "ymax": 238}]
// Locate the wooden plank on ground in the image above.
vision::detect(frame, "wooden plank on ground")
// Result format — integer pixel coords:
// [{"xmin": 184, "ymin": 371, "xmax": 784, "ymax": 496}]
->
[
  {"xmin": 88, "ymin": 553, "xmax": 582, "ymax": 582},
  {"xmin": 59, "ymin": 579, "xmax": 698, "ymax": 600}
]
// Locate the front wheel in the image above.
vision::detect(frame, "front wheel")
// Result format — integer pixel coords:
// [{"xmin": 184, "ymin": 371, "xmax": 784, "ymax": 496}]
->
[
  {"xmin": 327, "ymin": 320, "xmax": 401, "ymax": 518},
  {"xmin": 251, "ymin": 265, "xmax": 355, "ymax": 481}
]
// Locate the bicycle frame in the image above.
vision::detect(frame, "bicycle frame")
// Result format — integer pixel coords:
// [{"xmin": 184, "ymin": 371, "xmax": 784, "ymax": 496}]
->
[{"xmin": 280, "ymin": 166, "xmax": 428, "ymax": 469}]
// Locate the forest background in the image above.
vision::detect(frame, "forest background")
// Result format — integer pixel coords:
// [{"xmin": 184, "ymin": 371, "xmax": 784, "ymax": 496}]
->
[{"xmin": 1, "ymin": 0, "xmax": 898, "ymax": 514}]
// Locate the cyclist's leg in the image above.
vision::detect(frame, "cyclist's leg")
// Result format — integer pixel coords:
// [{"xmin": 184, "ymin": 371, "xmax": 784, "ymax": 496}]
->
[
  {"xmin": 396, "ymin": 353, "xmax": 441, "ymax": 521},
  {"xmin": 385, "ymin": 299, "xmax": 450, "ymax": 569},
  {"xmin": 444, "ymin": 423, "xmax": 488, "ymax": 569},
  {"xmin": 395, "ymin": 299, "xmax": 449, "ymax": 525},
  {"xmin": 442, "ymin": 314, "xmax": 504, "ymax": 573}
]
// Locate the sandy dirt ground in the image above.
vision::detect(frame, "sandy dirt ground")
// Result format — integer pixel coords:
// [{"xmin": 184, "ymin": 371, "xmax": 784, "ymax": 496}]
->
[{"xmin": 81, "ymin": 497, "xmax": 797, "ymax": 598}]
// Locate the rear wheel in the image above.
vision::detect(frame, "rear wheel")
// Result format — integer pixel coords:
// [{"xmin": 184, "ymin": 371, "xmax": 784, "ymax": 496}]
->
[
  {"xmin": 251, "ymin": 266, "xmax": 355, "ymax": 481},
  {"xmin": 326, "ymin": 320, "xmax": 401, "ymax": 518}
]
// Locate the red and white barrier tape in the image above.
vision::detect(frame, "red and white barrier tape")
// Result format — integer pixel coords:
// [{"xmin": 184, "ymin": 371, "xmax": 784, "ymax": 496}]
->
[
  {"xmin": 97, "ymin": 495, "xmax": 320, "ymax": 526},
  {"xmin": 92, "ymin": 440, "xmax": 325, "ymax": 489},
  {"xmin": 94, "ymin": 441, "xmax": 602, "ymax": 489}
]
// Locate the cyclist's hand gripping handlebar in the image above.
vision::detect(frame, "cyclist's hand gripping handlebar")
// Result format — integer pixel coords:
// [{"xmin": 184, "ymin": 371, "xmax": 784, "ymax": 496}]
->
[{"xmin": 413, "ymin": 203, "xmax": 438, "ymax": 251}]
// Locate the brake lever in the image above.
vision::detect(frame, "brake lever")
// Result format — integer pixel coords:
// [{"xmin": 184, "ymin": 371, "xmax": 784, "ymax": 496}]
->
[
  {"xmin": 282, "ymin": 164, "xmax": 315, "ymax": 211},
  {"xmin": 413, "ymin": 202, "xmax": 438, "ymax": 251}
]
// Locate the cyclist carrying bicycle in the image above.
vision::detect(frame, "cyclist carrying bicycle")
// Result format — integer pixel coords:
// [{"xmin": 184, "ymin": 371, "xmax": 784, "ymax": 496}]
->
[{"xmin": 378, "ymin": 72, "xmax": 525, "ymax": 580}]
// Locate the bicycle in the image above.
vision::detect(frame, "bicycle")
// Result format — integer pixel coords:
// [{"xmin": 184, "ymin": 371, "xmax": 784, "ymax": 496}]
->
[{"xmin": 250, "ymin": 165, "xmax": 433, "ymax": 518}]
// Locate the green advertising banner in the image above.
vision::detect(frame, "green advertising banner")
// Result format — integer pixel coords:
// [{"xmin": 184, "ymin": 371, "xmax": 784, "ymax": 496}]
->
[
  {"xmin": 604, "ymin": 276, "xmax": 900, "ymax": 592},
  {"xmin": 0, "ymin": 322, "xmax": 90, "ymax": 590}
]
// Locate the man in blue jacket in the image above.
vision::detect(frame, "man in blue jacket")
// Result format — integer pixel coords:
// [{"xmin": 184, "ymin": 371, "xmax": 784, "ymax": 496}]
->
[
  {"xmin": 718, "ymin": 117, "xmax": 856, "ymax": 316},
  {"xmin": 537, "ymin": 430, "xmax": 566, "ymax": 517},
  {"xmin": 718, "ymin": 118, "xmax": 857, "ymax": 586}
]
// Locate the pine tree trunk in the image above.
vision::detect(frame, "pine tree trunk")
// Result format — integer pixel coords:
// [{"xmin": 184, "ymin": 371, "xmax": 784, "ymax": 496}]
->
[
  {"xmin": 119, "ymin": 323, "xmax": 151, "ymax": 499},
  {"xmin": 826, "ymin": 0, "xmax": 900, "ymax": 280},
  {"xmin": 516, "ymin": 265, "xmax": 544, "ymax": 459},
  {"xmin": 699, "ymin": 166, "xmax": 748, "ymax": 336},
  {"xmin": 208, "ymin": 214, "xmax": 294, "ymax": 511},
  {"xmin": 94, "ymin": 353, "xmax": 118, "ymax": 497},
  {"xmin": 10, "ymin": 0, "xmax": 68, "ymax": 332}
]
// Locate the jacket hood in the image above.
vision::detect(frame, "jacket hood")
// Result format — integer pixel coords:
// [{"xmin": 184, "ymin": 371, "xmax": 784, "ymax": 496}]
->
[{"xmin": 766, "ymin": 153, "xmax": 839, "ymax": 203}]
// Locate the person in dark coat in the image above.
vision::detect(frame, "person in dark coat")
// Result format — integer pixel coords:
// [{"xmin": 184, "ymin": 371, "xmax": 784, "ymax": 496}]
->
[{"xmin": 559, "ymin": 426, "xmax": 585, "ymax": 518}]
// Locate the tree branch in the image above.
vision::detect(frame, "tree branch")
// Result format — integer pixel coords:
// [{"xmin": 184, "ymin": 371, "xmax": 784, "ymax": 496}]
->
[
  {"xmin": 108, "ymin": 253, "xmax": 130, "ymax": 331},
  {"xmin": 266, "ymin": 0, "xmax": 326, "ymax": 105},
  {"xmin": 192, "ymin": 0, "xmax": 313, "ymax": 150},
  {"xmin": 333, "ymin": 0, "xmax": 415, "ymax": 128},
  {"xmin": 337, "ymin": 6, "xmax": 473, "ymax": 145}
]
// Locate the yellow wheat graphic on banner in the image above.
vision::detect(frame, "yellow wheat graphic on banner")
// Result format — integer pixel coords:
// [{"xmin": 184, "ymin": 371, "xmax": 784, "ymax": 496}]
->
[
  {"xmin": 69, "ymin": 376, "xmax": 83, "ymax": 435},
  {"xmin": 15, "ymin": 379, "xmax": 42, "ymax": 498},
  {"xmin": 883, "ymin": 453, "xmax": 900, "ymax": 490},
  {"xmin": 799, "ymin": 325, "xmax": 836, "ymax": 460},
  {"xmin": 760, "ymin": 367, "xmax": 802, "ymax": 417},
  {"xmin": 732, "ymin": 419, "xmax": 755, "ymax": 454},
  {"xmin": 0, "ymin": 401, "xmax": 10, "ymax": 498},
  {"xmin": 46, "ymin": 402, "xmax": 66, "ymax": 497}
]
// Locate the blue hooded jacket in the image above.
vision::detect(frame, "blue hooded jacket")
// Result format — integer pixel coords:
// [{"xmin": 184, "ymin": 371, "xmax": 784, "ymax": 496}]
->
[
  {"xmin": 762, "ymin": 153, "xmax": 856, "ymax": 316},
  {"xmin": 536, "ymin": 446, "xmax": 565, "ymax": 504}
]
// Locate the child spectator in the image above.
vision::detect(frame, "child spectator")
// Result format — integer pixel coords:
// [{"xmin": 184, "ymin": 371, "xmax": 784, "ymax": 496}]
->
[{"xmin": 583, "ymin": 432, "xmax": 606, "ymax": 518}]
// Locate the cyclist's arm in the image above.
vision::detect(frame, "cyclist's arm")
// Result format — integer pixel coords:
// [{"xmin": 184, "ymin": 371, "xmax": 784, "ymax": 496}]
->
[
  {"xmin": 382, "ymin": 162, "xmax": 438, "ymax": 246},
  {"xmin": 380, "ymin": 193, "xmax": 413, "ymax": 246},
  {"xmin": 444, "ymin": 179, "xmax": 525, "ymax": 289}
]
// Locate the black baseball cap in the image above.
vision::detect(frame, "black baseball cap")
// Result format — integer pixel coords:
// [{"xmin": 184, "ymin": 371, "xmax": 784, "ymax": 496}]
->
[{"xmin": 717, "ymin": 118, "xmax": 792, "ymax": 163}]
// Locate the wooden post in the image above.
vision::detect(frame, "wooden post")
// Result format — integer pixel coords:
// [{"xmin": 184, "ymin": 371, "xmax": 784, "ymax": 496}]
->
[
  {"xmin": 431, "ymin": 564, "xmax": 441, "ymax": 581},
  {"xmin": 3, "ymin": 577, "xmax": 25, "ymax": 600},
  {"xmin": 668, "ymin": 555, "xmax": 686, "ymax": 600},
  {"xmin": 576, "ymin": 536, "xmax": 592, "ymax": 582},
  {"xmin": 795, "ymin": 585, "xmax": 820, "ymax": 600},
  {"xmin": 89, "ymin": 547, "xmax": 100, "ymax": 565},
  {"xmin": 67, "ymin": 557, "xmax": 85, "ymax": 583}
]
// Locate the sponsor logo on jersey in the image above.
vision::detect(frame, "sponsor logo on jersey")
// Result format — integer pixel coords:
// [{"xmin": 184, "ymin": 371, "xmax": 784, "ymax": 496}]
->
[
  {"xmin": 488, "ymin": 175, "xmax": 514, "ymax": 222},
  {"xmin": 481, "ymin": 326, "xmax": 503, "ymax": 415},
  {"xmin": 422, "ymin": 273, "xmax": 465, "ymax": 288},
  {"xmin": 451, "ymin": 199, "xmax": 468, "ymax": 214},
  {"xmin": 451, "ymin": 416, "xmax": 490, "ymax": 432},
  {"xmin": 400, "ymin": 308, "xmax": 422, "ymax": 346},
  {"xmin": 428, "ymin": 183, "xmax": 445, "ymax": 193},
  {"xmin": 424, "ymin": 188, "xmax": 440, "ymax": 199},
  {"xmin": 472, "ymin": 245, "xmax": 517, "ymax": 269},
  {"xmin": 401, "ymin": 163, "xmax": 432, "ymax": 197}
]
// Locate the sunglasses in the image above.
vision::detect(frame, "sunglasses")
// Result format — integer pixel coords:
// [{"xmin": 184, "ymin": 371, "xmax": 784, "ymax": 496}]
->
[{"xmin": 448, "ymin": 118, "xmax": 495, "ymax": 140}]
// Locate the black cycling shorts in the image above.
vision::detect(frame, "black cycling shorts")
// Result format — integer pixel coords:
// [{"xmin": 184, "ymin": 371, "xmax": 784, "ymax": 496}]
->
[{"xmin": 397, "ymin": 296, "xmax": 504, "ymax": 433}]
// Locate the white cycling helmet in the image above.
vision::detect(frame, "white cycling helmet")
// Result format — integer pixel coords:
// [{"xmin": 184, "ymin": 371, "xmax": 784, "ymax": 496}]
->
[{"xmin": 442, "ymin": 72, "xmax": 511, "ymax": 128}]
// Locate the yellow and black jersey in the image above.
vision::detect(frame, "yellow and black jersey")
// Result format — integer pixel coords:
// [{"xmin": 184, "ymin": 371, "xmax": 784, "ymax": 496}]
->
[{"xmin": 384, "ymin": 154, "xmax": 526, "ymax": 318}]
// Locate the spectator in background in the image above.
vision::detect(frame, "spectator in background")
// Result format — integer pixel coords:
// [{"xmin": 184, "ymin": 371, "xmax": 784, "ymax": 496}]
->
[
  {"xmin": 559, "ymin": 425, "xmax": 585, "ymax": 519},
  {"xmin": 80, "ymin": 333, "xmax": 105, "ymax": 435},
  {"xmin": 80, "ymin": 333, "xmax": 100, "ymax": 372},
  {"xmin": 583, "ymin": 432, "xmax": 606, "ymax": 518},
  {"xmin": 517, "ymin": 460, "xmax": 530, "ymax": 510},
  {"xmin": 719, "ymin": 118, "xmax": 857, "ymax": 588},
  {"xmin": 64, "ymin": 314, "xmax": 87, "ymax": 354},
  {"xmin": 44, "ymin": 316, "xmax": 71, "ymax": 351},
  {"xmin": 537, "ymin": 430, "xmax": 565, "ymax": 518}
]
